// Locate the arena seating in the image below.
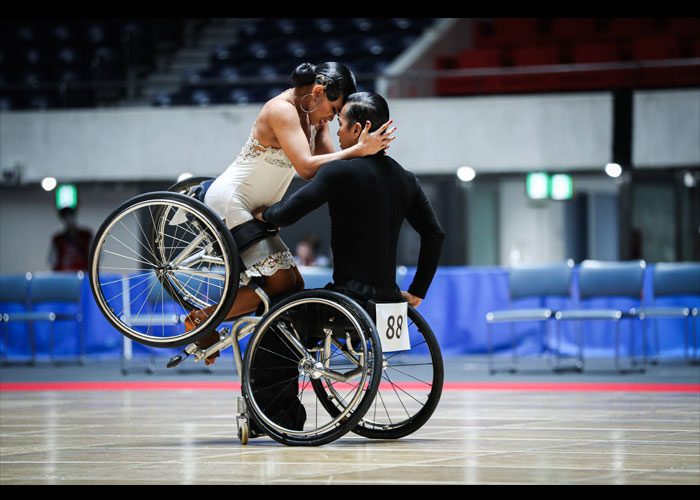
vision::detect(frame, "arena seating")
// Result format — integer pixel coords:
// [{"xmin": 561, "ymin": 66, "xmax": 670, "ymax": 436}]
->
[
  {"xmin": 0, "ymin": 19, "xmax": 192, "ymax": 110},
  {"xmin": 163, "ymin": 18, "xmax": 434, "ymax": 107},
  {"xmin": 0, "ymin": 18, "xmax": 436, "ymax": 110},
  {"xmin": 3, "ymin": 18, "xmax": 697, "ymax": 109},
  {"xmin": 435, "ymin": 17, "xmax": 700, "ymax": 97}
]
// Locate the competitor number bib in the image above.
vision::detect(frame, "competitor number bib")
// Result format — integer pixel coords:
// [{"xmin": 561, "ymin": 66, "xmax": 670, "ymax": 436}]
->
[{"xmin": 375, "ymin": 302, "xmax": 410, "ymax": 352}]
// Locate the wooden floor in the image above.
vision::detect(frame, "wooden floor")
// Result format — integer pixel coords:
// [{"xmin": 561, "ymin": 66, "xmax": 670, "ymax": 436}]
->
[{"xmin": 1, "ymin": 381, "xmax": 699, "ymax": 485}]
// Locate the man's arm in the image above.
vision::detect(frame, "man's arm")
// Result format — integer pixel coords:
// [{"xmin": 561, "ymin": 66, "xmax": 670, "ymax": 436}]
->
[
  {"xmin": 404, "ymin": 177, "xmax": 445, "ymax": 301},
  {"xmin": 259, "ymin": 160, "xmax": 345, "ymax": 227}
]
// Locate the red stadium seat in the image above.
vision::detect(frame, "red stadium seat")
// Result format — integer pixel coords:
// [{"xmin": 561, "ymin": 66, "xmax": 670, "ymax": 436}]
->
[
  {"xmin": 632, "ymin": 36, "xmax": 681, "ymax": 61},
  {"xmin": 692, "ymin": 38, "xmax": 700, "ymax": 58},
  {"xmin": 550, "ymin": 18, "xmax": 597, "ymax": 42},
  {"xmin": 604, "ymin": 18, "xmax": 656, "ymax": 40},
  {"xmin": 475, "ymin": 18, "xmax": 541, "ymax": 47},
  {"xmin": 457, "ymin": 47, "xmax": 503, "ymax": 68},
  {"xmin": 665, "ymin": 18, "xmax": 700, "ymax": 37},
  {"xmin": 561, "ymin": 42, "xmax": 632, "ymax": 90},
  {"xmin": 572, "ymin": 41, "xmax": 622, "ymax": 63},
  {"xmin": 511, "ymin": 44, "xmax": 560, "ymax": 66}
]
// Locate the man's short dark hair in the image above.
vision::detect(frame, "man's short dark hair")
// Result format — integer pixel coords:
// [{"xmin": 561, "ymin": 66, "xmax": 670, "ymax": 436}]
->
[{"xmin": 343, "ymin": 92, "xmax": 389, "ymax": 134}]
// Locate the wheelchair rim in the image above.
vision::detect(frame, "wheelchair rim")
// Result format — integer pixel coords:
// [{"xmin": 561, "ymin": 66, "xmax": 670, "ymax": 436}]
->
[
  {"xmin": 89, "ymin": 193, "xmax": 238, "ymax": 347},
  {"xmin": 356, "ymin": 307, "xmax": 443, "ymax": 435},
  {"xmin": 244, "ymin": 296, "xmax": 379, "ymax": 441}
]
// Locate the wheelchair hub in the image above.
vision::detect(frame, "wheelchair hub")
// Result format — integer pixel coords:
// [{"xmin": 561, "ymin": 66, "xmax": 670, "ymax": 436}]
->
[
  {"xmin": 155, "ymin": 264, "xmax": 172, "ymax": 276},
  {"xmin": 298, "ymin": 357, "xmax": 325, "ymax": 380}
]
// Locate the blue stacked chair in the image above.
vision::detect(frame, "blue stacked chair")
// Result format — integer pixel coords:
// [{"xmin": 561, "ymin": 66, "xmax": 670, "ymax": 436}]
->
[
  {"xmin": 644, "ymin": 262, "xmax": 700, "ymax": 364},
  {"xmin": 0, "ymin": 273, "xmax": 34, "ymax": 364},
  {"xmin": 554, "ymin": 260, "xmax": 647, "ymax": 373},
  {"xmin": 486, "ymin": 260, "xmax": 574, "ymax": 373},
  {"xmin": 0, "ymin": 272, "xmax": 86, "ymax": 365},
  {"xmin": 28, "ymin": 272, "xmax": 87, "ymax": 365}
]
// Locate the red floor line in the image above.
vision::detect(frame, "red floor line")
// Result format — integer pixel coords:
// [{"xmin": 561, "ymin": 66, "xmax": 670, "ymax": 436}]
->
[
  {"xmin": 1, "ymin": 381, "xmax": 698, "ymax": 393},
  {"xmin": 440, "ymin": 382, "xmax": 700, "ymax": 393}
]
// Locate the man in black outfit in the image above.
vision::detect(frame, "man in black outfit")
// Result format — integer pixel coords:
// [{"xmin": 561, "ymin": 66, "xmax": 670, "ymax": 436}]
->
[
  {"xmin": 256, "ymin": 92, "xmax": 445, "ymax": 307},
  {"xmin": 249, "ymin": 92, "xmax": 444, "ymax": 436}
]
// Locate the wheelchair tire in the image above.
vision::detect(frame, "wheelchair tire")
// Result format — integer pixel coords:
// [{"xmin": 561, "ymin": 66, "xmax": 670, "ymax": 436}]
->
[
  {"xmin": 89, "ymin": 191, "xmax": 239, "ymax": 348},
  {"xmin": 350, "ymin": 306, "xmax": 444, "ymax": 439},
  {"xmin": 241, "ymin": 290, "xmax": 383, "ymax": 446},
  {"xmin": 165, "ymin": 176, "xmax": 215, "ymax": 196},
  {"xmin": 146, "ymin": 176, "xmax": 216, "ymax": 312}
]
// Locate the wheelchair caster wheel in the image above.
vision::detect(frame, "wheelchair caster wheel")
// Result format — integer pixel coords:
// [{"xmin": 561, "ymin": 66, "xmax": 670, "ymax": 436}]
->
[{"xmin": 238, "ymin": 421, "xmax": 249, "ymax": 445}]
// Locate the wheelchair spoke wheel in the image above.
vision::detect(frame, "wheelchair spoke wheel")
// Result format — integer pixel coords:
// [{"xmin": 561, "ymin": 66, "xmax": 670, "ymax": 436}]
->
[
  {"xmin": 314, "ymin": 306, "xmax": 443, "ymax": 440},
  {"xmin": 242, "ymin": 290, "xmax": 382, "ymax": 446},
  {"xmin": 146, "ymin": 176, "xmax": 216, "ymax": 311},
  {"xmin": 354, "ymin": 306, "xmax": 443, "ymax": 439},
  {"xmin": 89, "ymin": 192, "xmax": 239, "ymax": 348}
]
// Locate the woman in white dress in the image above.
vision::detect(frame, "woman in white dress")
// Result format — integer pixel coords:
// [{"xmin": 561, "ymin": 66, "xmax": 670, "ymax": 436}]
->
[{"xmin": 187, "ymin": 62, "xmax": 395, "ymax": 364}]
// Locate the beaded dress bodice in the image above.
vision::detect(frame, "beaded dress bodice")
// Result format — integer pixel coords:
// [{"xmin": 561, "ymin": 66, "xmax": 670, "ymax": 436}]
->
[{"xmin": 234, "ymin": 123, "xmax": 316, "ymax": 169}]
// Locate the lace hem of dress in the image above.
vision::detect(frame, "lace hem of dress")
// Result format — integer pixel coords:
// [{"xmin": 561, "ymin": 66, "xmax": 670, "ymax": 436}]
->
[{"xmin": 239, "ymin": 250, "xmax": 297, "ymax": 285}]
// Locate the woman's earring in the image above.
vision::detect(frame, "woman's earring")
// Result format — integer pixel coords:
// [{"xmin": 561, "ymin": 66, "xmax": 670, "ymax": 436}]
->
[{"xmin": 300, "ymin": 93, "xmax": 319, "ymax": 113}]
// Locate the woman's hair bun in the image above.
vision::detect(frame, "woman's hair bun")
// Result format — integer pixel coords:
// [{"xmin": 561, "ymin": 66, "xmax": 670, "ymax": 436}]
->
[
  {"xmin": 289, "ymin": 61, "xmax": 357, "ymax": 103},
  {"xmin": 290, "ymin": 62, "xmax": 317, "ymax": 86}
]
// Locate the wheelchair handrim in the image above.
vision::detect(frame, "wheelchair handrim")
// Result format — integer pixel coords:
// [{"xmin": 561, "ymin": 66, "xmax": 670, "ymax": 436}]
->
[
  {"xmin": 244, "ymin": 297, "xmax": 375, "ymax": 438},
  {"xmin": 90, "ymin": 196, "xmax": 235, "ymax": 346}
]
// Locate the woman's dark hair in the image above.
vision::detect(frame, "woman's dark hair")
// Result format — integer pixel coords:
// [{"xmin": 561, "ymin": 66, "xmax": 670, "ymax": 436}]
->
[
  {"xmin": 343, "ymin": 92, "xmax": 390, "ymax": 133},
  {"xmin": 291, "ymin": 62, "xmax": 357, "ymax": 103}
]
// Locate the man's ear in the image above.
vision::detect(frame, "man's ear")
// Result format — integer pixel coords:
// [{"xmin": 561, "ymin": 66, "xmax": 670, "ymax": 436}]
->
[{"xmin": 352, "ymin": 122, "xmax": 363, "ymax": 138}]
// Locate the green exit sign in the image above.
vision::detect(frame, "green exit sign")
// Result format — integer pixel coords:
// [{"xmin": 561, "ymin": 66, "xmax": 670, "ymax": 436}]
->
[
  {"xmin": 526, "ymin": 172, "xmax": 549, "ymax": 199},
  {"xmin": 550, "ymin": 174, "xmax": 573, "ymax": 200},
  {"xmin": 56, "ymin": 184, "xmax": 77, "ymax": 210},
  {"xmin": 526, "ymin": 173, "xmax": 572, "ymax": 200}
]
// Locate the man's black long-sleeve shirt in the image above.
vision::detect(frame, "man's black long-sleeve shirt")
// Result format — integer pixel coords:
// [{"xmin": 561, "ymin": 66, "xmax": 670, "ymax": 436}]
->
[{"xmin": 262, "ymin": 152, "xmax": 445, "ymax": 300}]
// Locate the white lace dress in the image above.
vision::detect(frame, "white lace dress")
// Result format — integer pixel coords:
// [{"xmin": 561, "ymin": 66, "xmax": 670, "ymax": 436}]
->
[{"xmin": 204, "ymin": 123, "xmax": 316, "ymax": 284}]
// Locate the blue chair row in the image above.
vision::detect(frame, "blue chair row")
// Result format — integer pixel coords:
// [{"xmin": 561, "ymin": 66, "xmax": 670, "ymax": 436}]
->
[
  {"xmin": 0, "ymin": 271, "xmax": 86, "ymax": 365},
  {"xmin": 486, "ymin": 260, "xmax": 700, "ymax": 374}
]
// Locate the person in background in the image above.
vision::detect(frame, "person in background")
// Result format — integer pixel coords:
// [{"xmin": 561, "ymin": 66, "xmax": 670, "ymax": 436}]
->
[
  {"xmin": 294, "ymin": 233, "xmax": 330, "ymax": 267},
  {"xmin": 49, "ymin": 207, "xmax": 92, "ymax": 271}
]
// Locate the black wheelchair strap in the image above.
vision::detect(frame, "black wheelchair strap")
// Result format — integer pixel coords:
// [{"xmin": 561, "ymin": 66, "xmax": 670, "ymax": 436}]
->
[
  {"xmin": 232, "ymin": 219, "xmax": 279, "ymax": 293},
  {"xmin": 231, "ymin": 218, "xmax": 279, "ymax": 254}
]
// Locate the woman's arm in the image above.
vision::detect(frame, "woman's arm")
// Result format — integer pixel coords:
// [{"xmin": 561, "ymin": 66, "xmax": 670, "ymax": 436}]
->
[{"xmin": 269, "ymin": 100, "xmax": 395, "ymax": 180}]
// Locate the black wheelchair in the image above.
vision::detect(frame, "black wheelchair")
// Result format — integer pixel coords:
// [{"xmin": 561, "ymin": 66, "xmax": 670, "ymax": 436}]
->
[{"xmin": 88, "ymin": 176, "xmax": 444, "ymax": 446}]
